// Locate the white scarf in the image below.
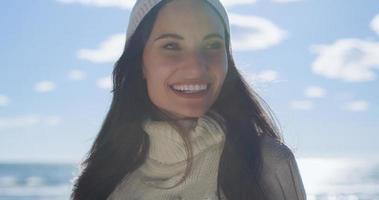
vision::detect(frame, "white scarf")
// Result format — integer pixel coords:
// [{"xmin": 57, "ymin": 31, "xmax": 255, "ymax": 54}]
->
[{"xmin": 108, "ymin": 113, "xmax": 227, "ymax": 200}]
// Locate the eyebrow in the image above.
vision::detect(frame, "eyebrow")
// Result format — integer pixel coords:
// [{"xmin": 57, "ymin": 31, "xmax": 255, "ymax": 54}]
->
[
  {"xmin": 204, "ymin": 33, "xmax": 224, "ymax": 40},
  {"xmin": 154, "ymin": 33, "xmax": 224, "ymax": 41}
]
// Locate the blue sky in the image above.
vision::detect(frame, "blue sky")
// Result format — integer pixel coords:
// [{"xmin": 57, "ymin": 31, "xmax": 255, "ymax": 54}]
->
[{"xmin": 0, "ymin": 0, "xmax": 378, "ymax": 163}]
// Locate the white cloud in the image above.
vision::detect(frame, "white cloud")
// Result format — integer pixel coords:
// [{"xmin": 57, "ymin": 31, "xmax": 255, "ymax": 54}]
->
[
  {"xmin": 272, "ymin": 0, "xmax": 303, "ymax": 3},
  {"xmin": 220, "ymin": 0, "xmax": 257, "ymax": 7},
  {"xmin": 77, "ymin": 14, "xmax": 286, "ymax": 63},
  {"xmin": 68, "ymin": 69, "xmax": 87, "ymax": 81},
  {"xmin": 342, "ymin": 100, "xmax": 369, "ymax": 112},
  {"xmin": 305, "ymin": 86, "xmax": 326, "ymax": 98},
  {"xmin": 310, "ymin": 38, "xmax": 379, "ymax": 82},
  {"xmin": 229, "ymin": 13, "xmax": 287, "ymax": 51},
  {"xmin": 78, "ymin": 33, "xmax": 125, "ymax": 64},
  {"xmin": 97, "ymin": 75, "xmax": 113, "ymax": 90},
  {"xmin": 56, "ymin": 0, "xmax": 256, "ymax": 9},
  {"xmin": 247, "ymin": 70, "xmax": 279, "ymax": 84},
  {"xmin": 0, "ymin": 115, "xmax": 63, "ymax": 129},
  {"xmin": 0, "ymin": 115, "xmax": 40, "ymax": 129},
  {"xmin": 56, "ymin": 0, "xmax": 135, "ymax": 9},
  {"xmin": 34, "ymin": 81, "xmax": 56, "ymax": 93},
  {"xmin": 44, "ymin": 116, "xmax": 63, "ymax": 126},
  {"xmin": 370, "ymin": 14, "xmax": 379, "ymax": 35},
  {"xmin": 290, "ymin": 100, "xmax": 313, "ymax": 110},
  {"xmin": 0, "ymin": 95, "xmax": 10, "ymax": 107}
]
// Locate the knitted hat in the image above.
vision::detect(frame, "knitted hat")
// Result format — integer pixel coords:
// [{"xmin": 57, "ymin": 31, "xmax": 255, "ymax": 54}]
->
[{"xmin": 126, "ymin": 0, "xmax": 231, "ymax": 51}]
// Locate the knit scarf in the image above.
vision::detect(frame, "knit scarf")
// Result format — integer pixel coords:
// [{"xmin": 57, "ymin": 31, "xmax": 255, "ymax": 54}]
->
[{"xmin": 107, "ymin": 113, "xmax": 227, "ymax": 200}]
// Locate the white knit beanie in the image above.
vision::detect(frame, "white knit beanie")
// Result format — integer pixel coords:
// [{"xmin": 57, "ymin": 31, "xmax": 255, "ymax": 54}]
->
[{"xmin": 126, "ymin": 0, "xmax": 231, "ymax": 51}]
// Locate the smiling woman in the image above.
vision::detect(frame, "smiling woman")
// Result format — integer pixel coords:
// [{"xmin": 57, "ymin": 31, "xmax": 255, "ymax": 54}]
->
[
  {"xmin": 70, "ymin": 0, "xmax": 306, "ymax": 200},
  {"xmin": 142, "ymin": 0, "xmax": 228, "ymax": 121}
]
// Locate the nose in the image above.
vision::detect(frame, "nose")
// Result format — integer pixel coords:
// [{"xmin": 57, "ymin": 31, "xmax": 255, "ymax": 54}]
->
[{"xmin": 183, "ymin": 50, "xmax": 208, "ymax": 76}]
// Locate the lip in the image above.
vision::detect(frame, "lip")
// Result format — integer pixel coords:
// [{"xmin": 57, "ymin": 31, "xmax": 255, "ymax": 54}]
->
[
  {"xmin": 169, "ymin": 84, "xmax": 210, "ymax": 99},
  {"xmin": 170, "ymin": 81, "xmax": 210, "ymax": 86}
]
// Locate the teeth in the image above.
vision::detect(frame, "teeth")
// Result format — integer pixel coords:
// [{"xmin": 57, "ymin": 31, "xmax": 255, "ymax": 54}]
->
[{"xmin": 172, "ymin": 84, "xmax": 208, "ymax": 92}]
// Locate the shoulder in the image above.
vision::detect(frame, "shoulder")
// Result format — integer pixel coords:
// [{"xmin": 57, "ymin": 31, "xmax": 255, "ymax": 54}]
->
[
  {"xmin": 260, "ymin": 135, "xmax": 295, "ymax": 171},
  {"xmin": 258, "ymin": 135, "xmax": 307, "ymax": 200}
]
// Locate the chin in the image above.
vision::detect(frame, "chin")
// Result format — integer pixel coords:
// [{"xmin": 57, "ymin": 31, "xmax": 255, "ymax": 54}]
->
[
  {"xmin": 169, "ymin": 109, "xmax": 208, "ymax": 119},
  {"xmin": 180, "ymin": 109, "xmax": 211, "ymax": 118},
  {"xmin": 156, "ymin": 103, "xmax": 212, "ymax": 119}
]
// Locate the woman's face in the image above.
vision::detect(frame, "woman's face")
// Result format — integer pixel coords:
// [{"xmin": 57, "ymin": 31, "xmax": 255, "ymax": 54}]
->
[{"xmin": 142, "ymin": 0, "xmax": 228, "ymax": 119}]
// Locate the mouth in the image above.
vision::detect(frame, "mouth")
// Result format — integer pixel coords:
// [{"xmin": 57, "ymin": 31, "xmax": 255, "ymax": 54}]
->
[{"xmin": 169, "ymin": 83, "xmax": 210, "ymax": 98}]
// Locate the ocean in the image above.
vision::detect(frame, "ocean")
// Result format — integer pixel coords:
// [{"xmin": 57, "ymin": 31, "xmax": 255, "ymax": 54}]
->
[
  {"xmin": 0, "ymin": 158, "xmax": 378, "ymax": 200},
  {"xmin": 0, "ymin": 163, "xmax": 75, "ymax": 200}
]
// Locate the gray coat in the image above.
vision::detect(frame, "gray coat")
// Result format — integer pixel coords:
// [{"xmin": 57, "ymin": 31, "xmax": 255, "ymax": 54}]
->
[{"xmin": 259, "ymin": 135, "xmax": 307, "ymax": 200}]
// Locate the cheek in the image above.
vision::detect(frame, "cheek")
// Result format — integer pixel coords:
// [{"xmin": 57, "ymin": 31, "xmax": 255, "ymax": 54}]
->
[
  {"xmin": 206, "ymin": 54, "xmax": 228, "ymax": 98},
  {"xmin": 143, "ymin": 61, "xmax": 175, "ymax": 102},
  {"xmin": 144, "ymin": 69, "xmax": 168, "ymax": 107},
  {"xmin": 144, "ymin": 50, "xmax": 171, "ymax": 83},
  {"xmin": 207, "ymin": 53, "xmax": 228, "ymax": 78},
  {"xmin": 144, "ymin": 66, "xmax": 170, "ymax": 91}
]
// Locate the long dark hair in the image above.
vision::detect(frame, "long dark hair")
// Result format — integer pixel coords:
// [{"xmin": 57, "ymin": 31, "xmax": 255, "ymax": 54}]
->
[{"xmin": 71, "ymin": 1, "xmax": 282, "ymax": 199}]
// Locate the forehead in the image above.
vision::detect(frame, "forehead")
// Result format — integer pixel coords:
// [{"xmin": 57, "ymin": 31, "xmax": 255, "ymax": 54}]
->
[{"xmin": 150, "ymin": 0, "xmax": 225, "ymax": 39}]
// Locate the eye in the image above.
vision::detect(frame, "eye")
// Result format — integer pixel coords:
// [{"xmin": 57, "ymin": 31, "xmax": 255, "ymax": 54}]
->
[
  {"xmin": 206, "ymin": 41, "xmax": 224, "ymax": 50},
  {"xmin": 162, "ymin": 42, "xmax": 180, "ymax": 50}
]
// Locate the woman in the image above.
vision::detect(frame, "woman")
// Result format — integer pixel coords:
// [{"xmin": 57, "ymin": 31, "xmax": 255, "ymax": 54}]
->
[{"xmin": 71, "ymin": 0, "xmax": 307, "ymax": 199}]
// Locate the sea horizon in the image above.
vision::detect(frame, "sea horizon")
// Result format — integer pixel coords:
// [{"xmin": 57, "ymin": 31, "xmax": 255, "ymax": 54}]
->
[{"xmin": 0, "ymin": 157, "xmax": 378, "ymax": 200}]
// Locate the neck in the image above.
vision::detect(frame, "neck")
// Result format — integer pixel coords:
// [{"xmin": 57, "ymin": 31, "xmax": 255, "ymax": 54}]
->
[
  {"xmin": 141, "ymin": 113, "xmax": 226, "ymax": 164},
  {"xmin": 176, "ymin": 118, "xmax": 197, "ymax": 131}
]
